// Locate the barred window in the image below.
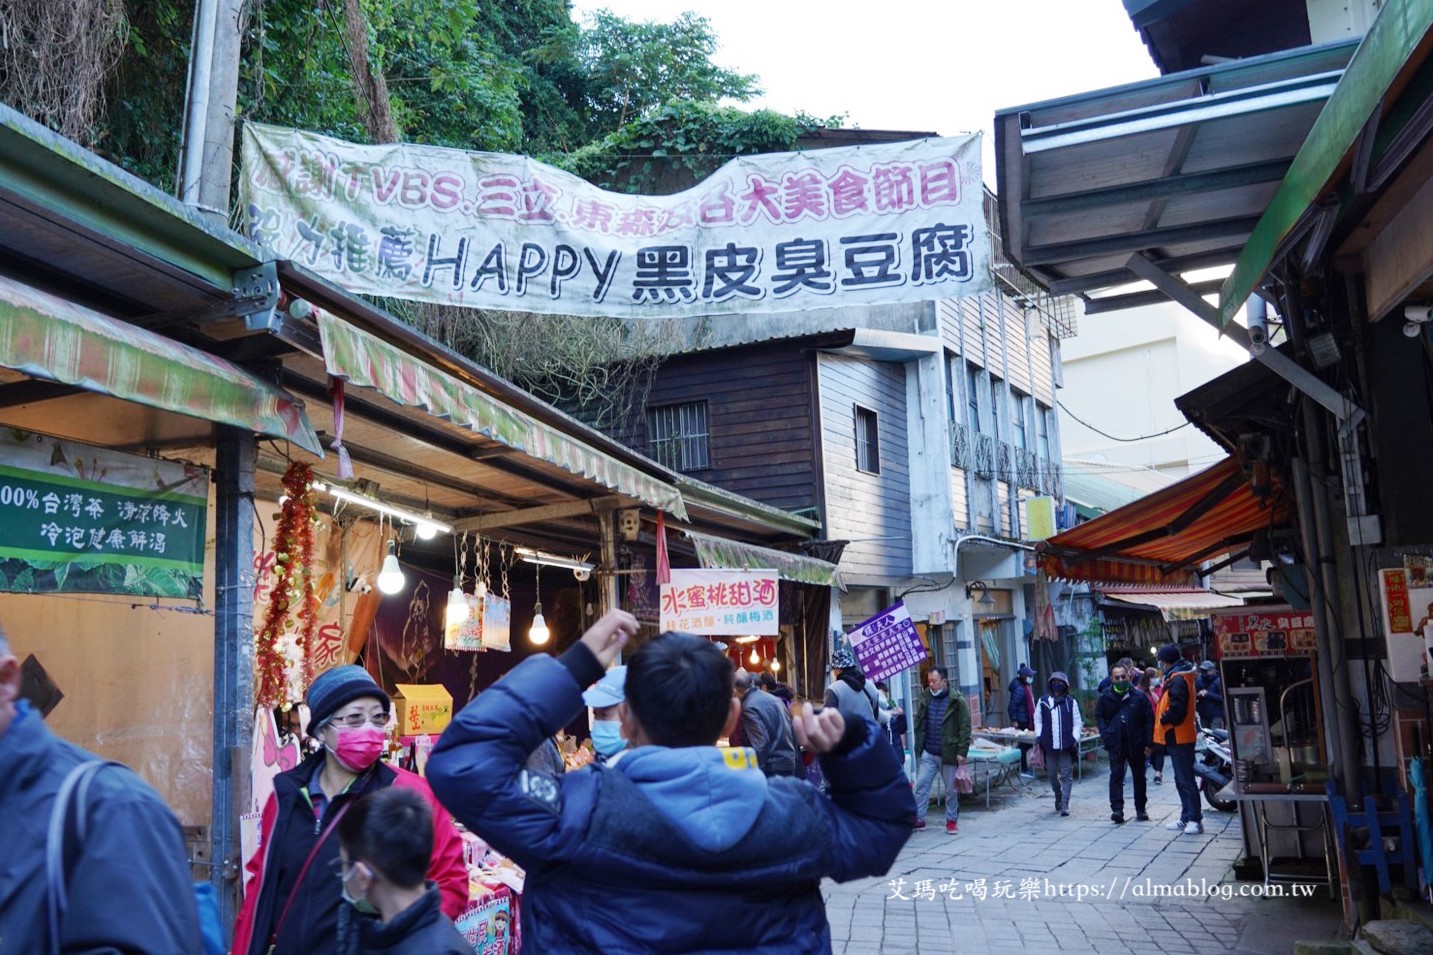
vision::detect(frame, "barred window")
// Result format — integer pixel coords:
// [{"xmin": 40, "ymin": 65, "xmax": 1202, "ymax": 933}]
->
[
  {"xmin": 647, "ymin": 401, "xmax": 710, "ymax": 471},
  {"xmin": 855, "ymin": 405, "xmax": 880, "ymax": 474}
]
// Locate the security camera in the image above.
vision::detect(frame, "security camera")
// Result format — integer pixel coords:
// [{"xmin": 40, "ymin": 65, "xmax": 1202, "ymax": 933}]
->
[
  {"xmin": 1406, "ymin": 304, "xmax": 1432, "ymax": 323},
  {"xmin": 573, "ymin": 566, "xmax": 591, "ymax": 582},
  {"xmin": 1405, "ymin": 321, "xmax": 1424, "ymax": 339}
]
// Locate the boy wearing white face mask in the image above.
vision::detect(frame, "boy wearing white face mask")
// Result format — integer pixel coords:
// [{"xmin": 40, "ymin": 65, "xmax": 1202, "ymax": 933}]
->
[
  {"xmin": 334, "ymin": 788, "xmax": 470, "ymax": 954},
  {"xmin": 232, "ymin": 666, "xmax": 469, "ymax": 955},
  {"xmin": 583, "ymin": 665, "xmax": 628, "ymax": 763}
]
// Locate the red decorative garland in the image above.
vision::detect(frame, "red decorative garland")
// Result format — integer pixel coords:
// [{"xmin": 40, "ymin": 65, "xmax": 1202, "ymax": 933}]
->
[{"xmin": 255, "ymin": 462, "xmax": 318, "ymax": 709}]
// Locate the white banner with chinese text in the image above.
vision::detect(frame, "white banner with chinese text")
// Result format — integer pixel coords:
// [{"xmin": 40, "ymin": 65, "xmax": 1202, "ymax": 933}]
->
[
  {"xmin": 241, "ymin": 123, "xmax": 989, "ymax": 318},
  {"xmin": 660, "ymin": 568, "xmax": 779, "ymax": 636}
]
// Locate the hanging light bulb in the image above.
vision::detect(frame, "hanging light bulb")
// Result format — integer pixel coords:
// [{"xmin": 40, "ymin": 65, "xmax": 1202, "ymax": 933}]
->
[
  {"xmin": 376, "ymin": 540, "xmax": 405, "ymax": 595},
  {"xmin": 748, "ymin": 646, "xmax": 760, "ymax": 665},
  {"xmin": 415, "ymin": 522, "xmax": 439, "ymax": 541},
  {"xmin": 770, "ymin": 659, "xmax": 781, "ymax": 673},
  {"xmin": 529, "ymin": 604, "xmax": 550, "ymax": 645},
  {"xmin": 529, "ymin": 565, "xmax": 549, "ymax": 645},
  {"xmin": 445, "ymin": 581, "xmax": 470, "ymax": 628}
]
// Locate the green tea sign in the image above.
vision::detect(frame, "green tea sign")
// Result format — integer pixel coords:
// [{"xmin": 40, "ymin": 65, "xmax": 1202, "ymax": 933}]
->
[{"xmin": 0, "ymin": 431, "xmax": 208, "ymax": 598}]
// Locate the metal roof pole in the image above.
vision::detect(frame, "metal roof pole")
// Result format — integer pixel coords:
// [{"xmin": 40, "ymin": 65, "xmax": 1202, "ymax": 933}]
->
[
  {"xmin": 178, "ymin": 0, "xmax": 217, "ymax": 208},
  {"xmin": 1124, "ymin": 253, "xmax": 1363, "ymax": 425},
  {"xmin": 179, "ymin": 0, "xmax": 244, "ymax": 221},
  {"xmin": 211, "ymin": 427, "xmax": 257, "ymax": 931}
]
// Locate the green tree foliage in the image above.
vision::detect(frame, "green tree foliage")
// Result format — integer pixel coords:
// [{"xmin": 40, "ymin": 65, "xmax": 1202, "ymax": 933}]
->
[
  {"xmin": 556, "ymin": 101, "xmax": 822, "ymax": 194},
  {"xmin": 575, "ymin": 10, "xmax": 759, "ymax": 136},
  {"xmin": 95, "ymin": 1, "xmax": 767, "ymax": 189}
]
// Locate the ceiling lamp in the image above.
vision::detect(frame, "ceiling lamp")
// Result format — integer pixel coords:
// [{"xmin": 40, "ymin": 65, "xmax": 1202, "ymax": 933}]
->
[
  {"xmin": 376, "ymin": 540, "xmax": 405, "ymax": 595},
  {"xmin": 327, "ymin": 485, "xmax": 451, "ymax": 537},
  {"xmin": 516, "ymin": 547, "xmax": 595, "ymax": 581}
]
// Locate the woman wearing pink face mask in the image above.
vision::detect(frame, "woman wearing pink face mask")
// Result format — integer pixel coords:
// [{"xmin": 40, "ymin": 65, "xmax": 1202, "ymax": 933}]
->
[{"xmin": 233, "ymin": 666, "xmax": 468, "ymax": 955}]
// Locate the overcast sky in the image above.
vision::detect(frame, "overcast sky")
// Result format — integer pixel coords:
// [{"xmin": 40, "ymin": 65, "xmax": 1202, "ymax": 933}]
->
[{"xmin": 570, "ymin": 0, "xmax": 1160, "ymax": 179}]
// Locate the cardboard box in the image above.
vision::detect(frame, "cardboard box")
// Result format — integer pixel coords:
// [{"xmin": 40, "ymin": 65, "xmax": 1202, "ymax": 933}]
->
[{"xmin": 393, "ymin": 684, "xmax": 453, "ymax": 736}]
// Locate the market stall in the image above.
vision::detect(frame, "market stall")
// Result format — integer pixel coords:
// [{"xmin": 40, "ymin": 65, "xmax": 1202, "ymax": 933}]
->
[
  {"xmin": 1211, "ymin": 606, "xmax": 1336, "ymax": 895},
  {"xmin": 0, "ymin": 100, "xmax": 842, "ymax": 946}
]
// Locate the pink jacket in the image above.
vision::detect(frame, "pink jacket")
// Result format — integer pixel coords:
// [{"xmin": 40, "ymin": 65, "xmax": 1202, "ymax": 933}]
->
[{"xmin": 232, "ymin": 760, "xmax": 468, "ymax": 955}]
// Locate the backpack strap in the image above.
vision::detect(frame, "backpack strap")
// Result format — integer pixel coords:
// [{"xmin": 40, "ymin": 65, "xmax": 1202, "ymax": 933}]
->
[{"xmin": 46, "ymin": 760, "xmax": 126, "ymax": 955}]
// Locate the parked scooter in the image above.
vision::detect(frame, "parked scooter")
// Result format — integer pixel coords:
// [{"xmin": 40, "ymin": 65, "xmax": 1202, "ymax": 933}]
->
[{"xmin": 1194, "ymin": 725, "xmax": 1236, "ymax": 812}]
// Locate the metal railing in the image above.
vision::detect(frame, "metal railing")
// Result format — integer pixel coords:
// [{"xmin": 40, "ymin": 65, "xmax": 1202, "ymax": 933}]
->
[
  {"xmin": 1015, "ymin": 447, "xmax": 1038, "ymax": 490},
  {"xmin": 972, "ymin": 432, "xmax": 996, "ymax": 480},
  {"xmin": 949, "ymin": 421, "xmax": 973, "ymax": 469},
  {"xmin": 984, "ymin": 189, "xmax": 1078, "ymax": 339}
]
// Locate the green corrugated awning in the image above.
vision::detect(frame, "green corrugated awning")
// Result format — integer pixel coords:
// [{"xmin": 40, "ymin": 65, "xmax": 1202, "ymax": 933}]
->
[
  {"xmin": 0, "ymin": 273, "xmax": 322, "ymax": 454},
  {"xmin": 686, "ymin": 530, "xmax": 844, "ymax": 589},
  {"xmin": 1217, "ymin": 0, "xmax": 1433, "ymax": 328},
  {"xmin": 317, "ymin": 311, "xmax": 687, "ymax": 519}
]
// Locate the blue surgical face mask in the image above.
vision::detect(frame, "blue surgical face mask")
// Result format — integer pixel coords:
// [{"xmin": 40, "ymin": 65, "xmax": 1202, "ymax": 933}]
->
[{"xmin": 590, "ymin": 720, "xmax": 626, "ymax": 758}]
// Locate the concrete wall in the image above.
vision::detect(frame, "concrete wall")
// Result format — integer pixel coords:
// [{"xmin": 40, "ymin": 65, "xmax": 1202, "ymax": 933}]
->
[{"xmin": 1058, "ymin": 301, "xmax": 1246, "ymax": 476}]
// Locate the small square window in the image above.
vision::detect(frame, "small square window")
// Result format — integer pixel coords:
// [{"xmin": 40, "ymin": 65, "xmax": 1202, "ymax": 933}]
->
[
  {"xmin": 647, "ymin": 401, "xmax": 710, "ymax": 472},
  {"xmin": 855, "ymin": 405, "xmax": 880, "ymax": 474}
]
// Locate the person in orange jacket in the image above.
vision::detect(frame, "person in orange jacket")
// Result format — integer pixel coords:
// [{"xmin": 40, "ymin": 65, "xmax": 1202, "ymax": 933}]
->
[
  {"xmin": 233, "ymin": 666, "xmax": 468, "ymax": 955},
  {"xmin": 1153, "ymin": 644, "xmax": 1202, "ymax": 836}
]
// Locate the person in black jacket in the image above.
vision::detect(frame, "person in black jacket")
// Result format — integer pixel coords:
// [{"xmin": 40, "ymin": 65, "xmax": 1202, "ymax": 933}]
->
[
  {"xmin": 428, "ymin": 611, "xmax": 913, "ymax": 953},
  {"xmin": 335, "ymin": 787, "xmax": 471, "ymax": 955},
  {"xmin": 1095, "ymin": 663, "xmax": 1154, "ymax": 825},
  {"xmin": 1006, "ymin": 664, "xmax": 1037, "ymax": 775},
  {"xmin": 1195, "ymin": 661, "xmax": 1225, "ymax": 729}
]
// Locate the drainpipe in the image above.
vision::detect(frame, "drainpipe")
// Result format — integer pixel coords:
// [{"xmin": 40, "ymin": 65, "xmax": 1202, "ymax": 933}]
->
[
  {"xmin": 1291, "ymin": 455, "xmax": 1358, "ymax": 804},
  {"xmin": 1284, "ymin": 281, "xmax": 1364, "ymax": 805}
]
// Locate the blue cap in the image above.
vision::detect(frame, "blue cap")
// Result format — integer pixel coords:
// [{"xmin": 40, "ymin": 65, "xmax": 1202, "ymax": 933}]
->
[
  {"xmin": 306, "ymin": 664, "xmax": 389, "ymax": 728},
  {"xmin": 1017, "ymin": 665, "xmax": 1036, "ymax": 678},
  {"xmin": 583, "ymin": 665, "xmax": 627, "ymax": 708}
]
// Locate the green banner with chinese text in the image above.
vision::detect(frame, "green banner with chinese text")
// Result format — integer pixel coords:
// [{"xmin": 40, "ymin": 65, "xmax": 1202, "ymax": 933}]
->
[{"xmin": 0, "ymin": 431, "xmax": 208, "ymax": 598}]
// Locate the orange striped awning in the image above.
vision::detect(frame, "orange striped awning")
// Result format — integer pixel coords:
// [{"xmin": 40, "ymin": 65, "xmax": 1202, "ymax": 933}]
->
[{"xmin": 1037, "ymin": 456, "xmax": 1288, "ymax": 586}]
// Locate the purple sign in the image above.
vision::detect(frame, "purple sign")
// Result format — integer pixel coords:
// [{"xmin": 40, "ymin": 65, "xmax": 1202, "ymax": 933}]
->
[{"xmin": 847, "ymin": 601, "xmax": 928, "ymax": 684}]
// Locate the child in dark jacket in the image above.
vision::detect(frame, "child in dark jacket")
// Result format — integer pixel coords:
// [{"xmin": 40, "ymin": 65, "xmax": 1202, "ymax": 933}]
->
[
  {"xmin": 1095, "ymin": 663, "xmax": 1155, "ymax": 825},
  {"xmin": 335, "ymin": 788, "xmax": 472, "ymax": 955}
]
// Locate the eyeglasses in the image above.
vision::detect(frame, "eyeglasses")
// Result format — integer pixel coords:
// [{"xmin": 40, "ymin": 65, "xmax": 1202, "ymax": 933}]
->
[{"xmin": 327, "ymin": 711, "xmax": 390, "ymax": 729}]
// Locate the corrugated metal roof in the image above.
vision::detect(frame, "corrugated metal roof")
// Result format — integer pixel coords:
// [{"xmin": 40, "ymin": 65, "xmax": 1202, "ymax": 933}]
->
[
  {"xmin": 995, "ymin": 40, "xmax": 1356, "ymax": 313},
  {"xmin": 1061, "ymin": 459, "xmax": 1178, "ymax": 514}
]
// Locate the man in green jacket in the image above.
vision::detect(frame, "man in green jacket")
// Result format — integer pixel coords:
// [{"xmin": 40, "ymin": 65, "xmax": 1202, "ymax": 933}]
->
[{"xmin": 911, "ymin": 666, "xmax": 972, "ymax": 834}]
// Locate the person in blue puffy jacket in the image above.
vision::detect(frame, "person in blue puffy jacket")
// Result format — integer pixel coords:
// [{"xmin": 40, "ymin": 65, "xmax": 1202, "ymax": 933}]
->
[{"xmin": 427, "ymin": 610, "xmax": 914, "ymax": 954}]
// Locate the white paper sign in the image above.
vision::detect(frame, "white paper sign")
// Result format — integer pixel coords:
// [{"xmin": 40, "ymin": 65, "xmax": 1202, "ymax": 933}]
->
[
  {"xmin": 482, "ymin": 592, "xmax": 512, "ymax": 651},
  {"xmin": 660, "ymin": 568, "xmax": 778, "ymax": 635}
]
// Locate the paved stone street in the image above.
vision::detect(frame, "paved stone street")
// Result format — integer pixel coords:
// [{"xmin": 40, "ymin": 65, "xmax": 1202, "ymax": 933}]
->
[{"xmin": 824, "ymin": 756, "xmax": 1346, "ymax": 954}]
